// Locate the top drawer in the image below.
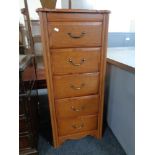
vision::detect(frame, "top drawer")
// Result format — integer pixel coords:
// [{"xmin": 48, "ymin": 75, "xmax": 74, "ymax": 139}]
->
[
  {"xmin": 48, "ymin": 22, "xmax": 102, "ymax": 48},
  {"xmin": 47, "ymin": 13, "xmax": 104, "ymax": 22}
]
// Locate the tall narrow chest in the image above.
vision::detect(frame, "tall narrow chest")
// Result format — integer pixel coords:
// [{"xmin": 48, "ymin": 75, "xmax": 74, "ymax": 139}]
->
[{"xmin": 37, "ymin": 9, "xmax": 110, "ymax": 148}]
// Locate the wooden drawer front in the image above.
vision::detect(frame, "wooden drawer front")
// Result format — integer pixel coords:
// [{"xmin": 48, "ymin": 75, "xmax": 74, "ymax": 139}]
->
[
  {"xmin": 58, "ymin": 115, "xmax": 98, "ymax": 136},
  {"xmin": 19, "ymin": 134, "xmax": 33, "ymax": 150},
  {"xmin": 51, "ymin": 48, "xmax": 101, "ymax": 75},
  {"xmin": 19, "ymin": 116, "xmax": 29, "ymax": 132},
  {"xmin": 47, "ymin": 13, "xmax": 103, "ymax": 22},
  {"xmin": 19, "ymin": 96, "xmax": 27, "ymax": 115},
  {"xmin": 53, "ymin": 73, "xmax": 99, "ymax": 99},
  {"xmin": 55, "ymin": 95, "xmax": 99, "ymax": 118},
  {"xmin": 48, "ymin": 22, "xmax": 102, "ymax": 48}
]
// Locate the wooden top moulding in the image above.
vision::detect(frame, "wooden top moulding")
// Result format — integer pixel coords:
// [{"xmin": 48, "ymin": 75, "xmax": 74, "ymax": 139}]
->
[{"xmin": 36, "ymin": 8, "xmax": 111, "ymax": 14}]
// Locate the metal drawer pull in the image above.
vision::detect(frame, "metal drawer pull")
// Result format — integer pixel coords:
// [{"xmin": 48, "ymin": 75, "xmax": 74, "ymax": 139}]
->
[
  {"xmin": 71, "ymin": 106, "xmax": 85, "ymax": 112},
  {"xmin": 67, "ymin": 32, "xmax": 86, "ymax": 39},
  {"xmin": 68, "ymin": 58, "xmax": 86, "ymax": 66},
  {"xmin": 72, "ymin": 123, "xmax": 84, "ymax": 129},
  {"xmin": 70, "ymin": 83, "xmax": 85, "ymax": 90}
]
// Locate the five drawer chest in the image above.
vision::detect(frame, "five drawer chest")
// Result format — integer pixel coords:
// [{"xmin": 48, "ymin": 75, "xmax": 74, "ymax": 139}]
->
[{"xmin": 37, "ymin": 9, "xmax": 110, "ymax": 148}]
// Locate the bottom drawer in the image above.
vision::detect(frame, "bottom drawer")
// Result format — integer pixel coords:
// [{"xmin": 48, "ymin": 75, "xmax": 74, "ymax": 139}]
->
[
  {"xmin": 19, "ymin": 134, "xmax": 33, "ymax": 150},
  {"xmin": 57, "ymin": 115, "xmax": 98, "ymax": 136}
]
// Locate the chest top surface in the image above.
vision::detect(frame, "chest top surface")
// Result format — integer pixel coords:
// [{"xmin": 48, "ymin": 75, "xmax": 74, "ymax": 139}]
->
[{"xmin": 37, "ymin": 8, "xmax": 110, "ymax": 14}]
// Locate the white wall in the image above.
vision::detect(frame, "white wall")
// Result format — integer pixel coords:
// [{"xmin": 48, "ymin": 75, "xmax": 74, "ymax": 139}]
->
[
  {"xmin": 19, "ymin": 0, "xmax": 41, "ymax": 24},
  {"xmin": 61, "ymin": 0, "xmax": 95, "ymax": 9}
]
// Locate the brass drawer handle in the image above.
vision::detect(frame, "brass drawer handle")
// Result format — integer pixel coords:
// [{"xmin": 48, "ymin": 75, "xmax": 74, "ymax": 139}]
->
[
  {"xmin": 68, "ymin": 58, "xmax": 86, "ymax": 66},
  {"xmin": 71, "ymin": 106, "xmax": 85, "ymax": 112},
  {"xmin": 72, "ymin": 123, "xmax": 84, "ymax": 129},
  {"xmin": 70, "ymin": 83, "xmax": 85, "ymax": 90},
  {"xmin": 67, "ymin": 32, "xmax": 86, "ymax": 39}
]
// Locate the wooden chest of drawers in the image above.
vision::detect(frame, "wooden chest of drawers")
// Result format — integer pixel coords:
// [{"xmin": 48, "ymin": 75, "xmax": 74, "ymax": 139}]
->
[
  {"xmin": 37, "ymin": 9, "xmax": 110, "ymax": 148},
  {"xmin": 19, "ymin": 56, "xmax": 38, "ymax": 154}
]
